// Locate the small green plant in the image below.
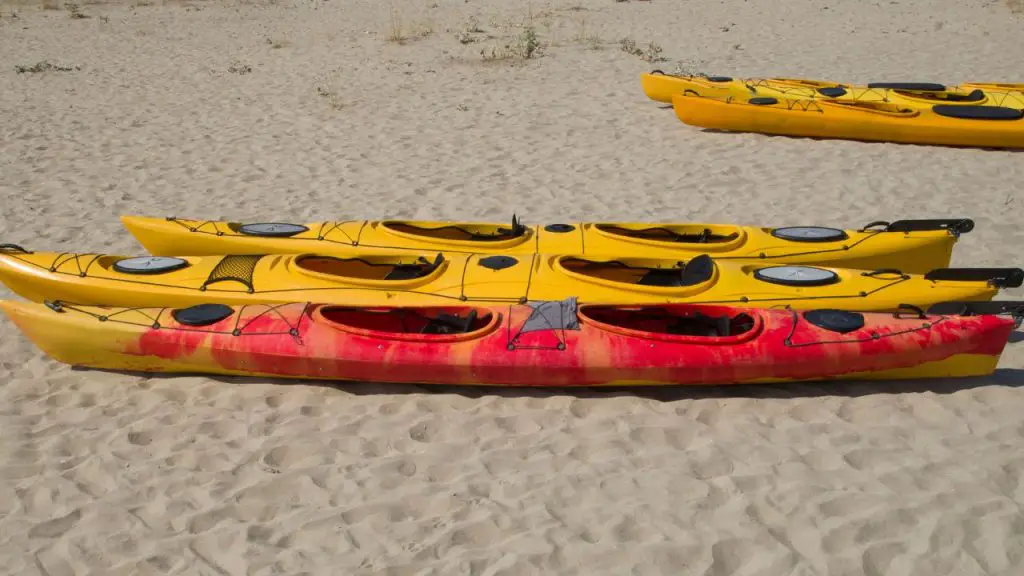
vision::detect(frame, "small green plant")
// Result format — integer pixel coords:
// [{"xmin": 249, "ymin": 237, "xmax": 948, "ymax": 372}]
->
[
  {"xmin": 15, "ymin": 61, "xmax": 81, "ymax": 74},
  {"xmin": 620, "ymin": 37, "xmax": 666, "ymax": 62},
  {"xmin": 480, "ymin": 24, "xmax": 543, "ymax": 62},
  {"xmin": 519, "ymin": 26, "xmax": 541, "ymax": 59}
]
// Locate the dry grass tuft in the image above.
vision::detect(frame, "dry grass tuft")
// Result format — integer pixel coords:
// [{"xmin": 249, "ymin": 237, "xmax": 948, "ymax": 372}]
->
[
  {"xmin": 66, "ymin": 3, "xmax": 90, "ymax": 18},
  {"xmin": 1007, "ymin": 0, "xmax": 1024, "ymax": 13},
  {"xmin": 387, "ymin": 4, "xmax": 433, "ymax": 44},
  {"xmin": 227, "ymin": 60, "xmax": 252, "ymax": 75}
]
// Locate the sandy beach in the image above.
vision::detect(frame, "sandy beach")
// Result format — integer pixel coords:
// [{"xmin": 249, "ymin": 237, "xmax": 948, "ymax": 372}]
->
[{"xmin": 1, "ymin": 0, "xmax": 1023, "ymax": 574}]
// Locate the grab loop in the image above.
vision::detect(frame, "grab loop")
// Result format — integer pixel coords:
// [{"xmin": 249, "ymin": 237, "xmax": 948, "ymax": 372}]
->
[
  {"xmin": 0, "ymin": 243, "xmax": 31, "ymax": 254},
  {"xmin": 893, "ymin": 303, "xmax": 927, "ymax": 320}
]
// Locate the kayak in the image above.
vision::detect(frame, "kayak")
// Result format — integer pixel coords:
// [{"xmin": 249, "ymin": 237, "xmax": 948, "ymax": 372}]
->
[
  {"xmin": 3, "ymin": 298, "xmax": 1020, "ymax": 385},
  {"xmin": 1, "ymin": 244, "xmax": 1020, "ymax": 312},
  {"xmin": 671, "ymin": 92, "xmax": 1024, "ymax": 149},
  {"xmin": 119, "ymin": 214, "xmax": 973, "ymax": 274},
  {"xmin": 642, "ymin": 71, "xmax": 1024, "ymax": 110}
]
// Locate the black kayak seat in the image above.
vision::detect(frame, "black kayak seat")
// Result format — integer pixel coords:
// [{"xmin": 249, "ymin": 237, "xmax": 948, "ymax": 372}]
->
[
  {"xmin": 932, "ymin": 105, "xmax": 1024, "ymax": 121},
  {"xmin": 867, "ymin": 82, "xmax": 946, "ymax": 91},
  {"xmin": 947, "ymin": 89, "xmax": 986, "ymax": 102},
  {"xmin": 636, "ymin": 254, "xmax": 715, "ymax": 288},
  {"xmin": 748, "ymin": 97, "xmax": 778, "ymax": 106}
]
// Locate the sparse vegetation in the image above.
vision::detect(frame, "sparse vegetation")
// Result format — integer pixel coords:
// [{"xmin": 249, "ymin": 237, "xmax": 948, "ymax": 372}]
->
[
  {"xmin": 481, "ymin": 24, "xmax": 543, "ymax": 62},
  {"xmin": 574, "ymin": 15, "xmax": 603, "ymax": 50},
  {"xmin": 227, "ymin": 60, "xmax": 252, "ymax": 75},
  {"xmin": 1008, "ymin": 0, "xmax": 1024, "ymax": 13},
  {"xmin": 15, "ymin": 61, "xmax": 81, "ymax": 74},
  {"xmin": 455, "ymin": 16, "xmax": 486, "ymax": 44},
  {"xmin": 620, "ymin": 37, "xmax": 666, "ymax": 62},
  {"xmin": 66, "ymin": 3, "xmax": 90, "ymax": 19},
  {"xmin": 315, "ymin": 80, "xmax": 345, "ymax": 111}
]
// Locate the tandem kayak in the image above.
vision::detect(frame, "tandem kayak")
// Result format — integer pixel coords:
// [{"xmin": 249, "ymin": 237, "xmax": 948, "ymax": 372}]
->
[
  {"xmin": 119, "ymin": 214, "xmax": 974, "ymax": 274},
  {"xmin": 3, "ymin": 298, "xmax": 1020, "ymax": 385},
  {"xmin": 671, "ymin": 92, "xmax": 1024, "ymax": 149},
  {"xmin": 1, "ymin": 244, "xmax": 1020, "ymax": 312},
  {"xmin": 642, "ymin": 71, "xmax": 1024, "ymax": 110}
]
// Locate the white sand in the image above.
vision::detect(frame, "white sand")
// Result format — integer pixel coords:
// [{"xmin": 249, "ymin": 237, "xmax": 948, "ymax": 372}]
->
[{"xmin": 1, "ymin": 0, "xmax": 1023, "ymax": 574}]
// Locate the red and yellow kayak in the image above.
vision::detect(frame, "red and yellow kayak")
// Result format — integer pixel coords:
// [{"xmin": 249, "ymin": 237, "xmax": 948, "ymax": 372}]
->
[
  {"xmin": 671, "ymin": 92, "xmax": 1024, "ymax": 148},
  {"xmin": 3, "ymin": 298, "xmax": 1020, "ymax": 385}
]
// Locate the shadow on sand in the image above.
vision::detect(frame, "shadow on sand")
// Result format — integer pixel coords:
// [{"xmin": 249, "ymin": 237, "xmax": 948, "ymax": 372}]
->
[{"xmin": 73, "ymin": 366, "xmax": 1024, "ymax": 404}]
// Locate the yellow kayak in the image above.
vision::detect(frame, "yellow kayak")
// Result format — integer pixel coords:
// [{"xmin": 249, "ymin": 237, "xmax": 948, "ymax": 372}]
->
[
  {"xmin": 672, "ymin": 92, "xmax": 1024, "ymax": 149},
  {"xmin": 119, "ymin": 214, "xmax": 973, "ymax": 274},
  {"xmin": 1, "ymin": 244, "xmax": 1020, "ymax": 312},
  {"xmin": 642, "ymin": 71, "xmax": 1024, "ymax": 110}
]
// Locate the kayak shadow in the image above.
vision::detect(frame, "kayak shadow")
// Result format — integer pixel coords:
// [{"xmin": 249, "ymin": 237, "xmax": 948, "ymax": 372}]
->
[
  {"xmin": 78, "ymin": 366, "xmax": 1024, "ymax": 402},
  {"xmin": 691, "ymin": 127, "xmax": 1024, "ymax": 152}
]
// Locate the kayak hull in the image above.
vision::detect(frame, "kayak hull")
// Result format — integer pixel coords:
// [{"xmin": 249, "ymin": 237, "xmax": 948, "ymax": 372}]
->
[
  {"xmin": 119, "ymin": 215, "xmax": 966, "ymax": 274},
  {"xmin": 1, "ymin": 299, "xmax": 1015, "ymax": 386},
  {"xmin": 0, "ymin": 247, "xmax": 1018, "ymax": 313},
  {"xmin": 643, "ymin": 72, "xmax": 1024, "ymax": 110},
  {"xmin": 672, "ymin": 93, "xmax": 1024, "ymax": 149}
]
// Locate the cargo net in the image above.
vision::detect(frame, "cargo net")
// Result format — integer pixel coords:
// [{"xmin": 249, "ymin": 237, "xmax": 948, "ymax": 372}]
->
[
  {"xmin": 202, "ymin": 255, "xmax": 263, "ymax": 292},
  {"xmin": 505, "ymin": 297, "xmax": 580, "ymax": 351}
]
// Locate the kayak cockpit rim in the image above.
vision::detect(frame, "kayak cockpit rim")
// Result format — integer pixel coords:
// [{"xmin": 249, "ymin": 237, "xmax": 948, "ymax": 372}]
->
[
  {"xmin": 292, "ymin": 252, "xmax": 449, "ymax": 286},
  {"xmin": 313, "ymin": 305, "xmax": 501, "ymax": 342},
  {"xmin": 578, "ymin": 303, "xmax": 764, "ymax": 344},
  {"xmin": 375, "ymin": 216, "xmax": 534, "ymax": 248},
  {"xmin": 553, "ymin": 254, "xmax": 718, "ymax": 294},
  {"xmin": 588, "ymin": 223, "xmax": 746, "ymax": 251}
]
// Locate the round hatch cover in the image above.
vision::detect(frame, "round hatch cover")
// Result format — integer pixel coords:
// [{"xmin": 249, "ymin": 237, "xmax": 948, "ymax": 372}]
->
[
  {"xmin": 804, "ymin": 309, "xmax": 865, "ymax": 333},
  {"xmin": 478, "ymin": 255, "xmax": 519, "ymax": 270},
  {"xmin": 238, "ymin": 223, "xmax": 309, "ymax": 237},
  {"xmin": 113, "ymin": 256, "xmax": 189, "ymax": 274},
  {"xmin": 771, "ymin": 226, "xmax": 848, "ymax": 243},
  {"xmin": 544, "ymin": 223, "xmax": 576, "ymax": 233},
  {"xmin": 754, "ymin": 265, "xmax": 840, "ymax": 287},
  {"xmin": 172, "ymin": 303, "xmax": 235, "ymax": 327}
]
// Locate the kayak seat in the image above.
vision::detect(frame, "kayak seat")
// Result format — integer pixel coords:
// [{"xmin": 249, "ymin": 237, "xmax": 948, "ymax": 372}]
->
[
  {"xmin": 946, "ymin": 89, "xmax": 986, "ymax": 102},
  {"xmin": 932, "ymin": 105, "xmax": 1024, "ymax": 121},
  {"xmin": 665, "ymin": 312, "xmax": 756, "ymax": 338},
  {"xmin": 636, "ymin": 255, "xmax": 715, "ymax": 287},
  {"xmin": 420, "ymin": 310, "xmax": 479, "ymax": 335},
  {"xmin": 383, "ymin": 254, "xmax": 446, "ymax": 281}
]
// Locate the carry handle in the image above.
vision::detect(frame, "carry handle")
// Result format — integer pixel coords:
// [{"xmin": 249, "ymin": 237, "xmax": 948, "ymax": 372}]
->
[{"xmin": 860, "ymin": 268, "xmax": 910, "ymax": 279}]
